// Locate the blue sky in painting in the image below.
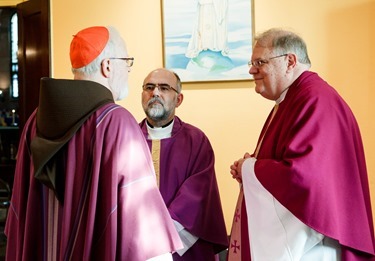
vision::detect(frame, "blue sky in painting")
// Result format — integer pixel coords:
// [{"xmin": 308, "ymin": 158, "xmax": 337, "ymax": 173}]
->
[{"xmin": 162, "ymin": 0, "xmax": 253, "ymax": 82}]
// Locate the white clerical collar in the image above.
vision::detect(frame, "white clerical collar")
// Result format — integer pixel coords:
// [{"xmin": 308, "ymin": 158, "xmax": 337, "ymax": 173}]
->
[
  {"xmin": 146, "ymin": 120, "xmax": 174, "ymax": 140},
  {"xmin": 276, "ymin": 87, "xmax": 290, "ymax": 105}
]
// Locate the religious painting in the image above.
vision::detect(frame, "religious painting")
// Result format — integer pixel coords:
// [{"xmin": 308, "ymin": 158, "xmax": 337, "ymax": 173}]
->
[{"xmin": 161, "ymin": 0, "xmax": 254, "ymax": 82}]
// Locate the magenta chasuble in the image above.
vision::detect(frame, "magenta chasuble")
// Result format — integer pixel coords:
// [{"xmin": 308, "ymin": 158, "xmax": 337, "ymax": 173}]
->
[{"xmin": 227, "ymin": 71, "xmax": 375, "ymax": 260}]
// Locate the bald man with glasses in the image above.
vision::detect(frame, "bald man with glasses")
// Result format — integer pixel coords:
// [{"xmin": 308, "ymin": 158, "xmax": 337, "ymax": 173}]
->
[{"xmin": 139, "ymin": 68, "xmax": 229, "ymax": 260}]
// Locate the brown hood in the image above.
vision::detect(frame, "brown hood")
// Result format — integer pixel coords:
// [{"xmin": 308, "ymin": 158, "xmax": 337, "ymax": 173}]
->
[{"xmin": 31, "ymin": 77, "xmax": 114, "ymax": 202}]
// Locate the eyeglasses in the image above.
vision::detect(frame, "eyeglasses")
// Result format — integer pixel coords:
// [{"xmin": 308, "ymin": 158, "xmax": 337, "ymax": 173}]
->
[
  {"xmin": 109, "ymin": 57, "xmax": 134, "ymax": 67},
  {"xmin": 142, "ymin": 83, "xmax": 179, "ymax": 94},
  {"xmin": 248, "ymin": 54, "xmax": 288, "ymax": 68}
]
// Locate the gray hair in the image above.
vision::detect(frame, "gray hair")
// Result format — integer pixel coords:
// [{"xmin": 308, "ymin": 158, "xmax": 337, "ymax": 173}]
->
[
  {"xmin": 171, "ymin": 71, "xmax": 182, "ymax": 93},
  {"xmin": 71, "ymin": 26, "xmax": 123, "ymax": 75},
  {"xmin": 255, "ymin": 28, "xmax": 311, "ymax": 66}
]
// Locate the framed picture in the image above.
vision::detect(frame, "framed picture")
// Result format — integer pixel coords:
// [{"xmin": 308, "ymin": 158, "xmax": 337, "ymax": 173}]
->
[{"xmin": 161, "ymin": 0, "xmax": 254, "ymax": 83}]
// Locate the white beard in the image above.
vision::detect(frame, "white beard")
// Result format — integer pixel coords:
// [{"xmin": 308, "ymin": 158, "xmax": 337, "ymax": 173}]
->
[
  {"xmin": 148, "ymin": 103, "xmax": 165, "ymax": 118},
  {"xmin": 116, "ymin": 82, "xmax": 129, "ymax": 101}
]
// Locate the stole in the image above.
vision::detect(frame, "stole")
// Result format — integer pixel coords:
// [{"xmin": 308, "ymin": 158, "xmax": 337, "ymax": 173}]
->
[
  {"xmin": 151, "ymin": 139, "xmax": 161, "ymax": 187},
  {"xmin": 227, "ymin": 104, "xmax": 279, "ymax": 260}
]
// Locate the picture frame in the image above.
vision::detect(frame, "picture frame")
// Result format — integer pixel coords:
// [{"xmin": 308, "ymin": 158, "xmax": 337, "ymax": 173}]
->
[{"xmin": 161, "ymin": 0, "xmax": 254, "ymax": 83}]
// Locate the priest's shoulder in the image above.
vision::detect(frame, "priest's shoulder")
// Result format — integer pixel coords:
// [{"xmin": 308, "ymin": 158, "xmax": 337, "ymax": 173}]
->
[
  {"xmin": 97, "ymin": 103, "xmax": 138, "ymax": 125},
  {"xmin": 175, "ymin": 116, "xmax": 210, "ymax": 140}
]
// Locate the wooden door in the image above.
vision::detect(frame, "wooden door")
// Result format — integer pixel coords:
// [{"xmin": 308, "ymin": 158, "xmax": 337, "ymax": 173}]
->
[{"xmin": 17, "ymin": 0, "xmax": 50, "ymax": 131}]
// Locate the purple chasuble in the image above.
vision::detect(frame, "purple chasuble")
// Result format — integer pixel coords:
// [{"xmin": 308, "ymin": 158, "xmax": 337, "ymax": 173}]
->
[
  {"xmin": 251, "ymin": 71, "xmax": 374, "ymax": 260},
  {"xmin": 5, "ymin": 79, "xmax": 182, "ymax": 260},
  {"xmin": 140, "ymin": 116, "xmax": 229, "ymax": 261}
]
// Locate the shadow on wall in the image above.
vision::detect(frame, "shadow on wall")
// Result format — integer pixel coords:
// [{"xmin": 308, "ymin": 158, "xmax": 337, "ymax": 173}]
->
[
  {"xmin": 326, "ymin": 0, "xmax": 375, "ymax": 227},
  {"xmin": 326, "ymin": 1, "xmax": 375, "ymax": 101}
]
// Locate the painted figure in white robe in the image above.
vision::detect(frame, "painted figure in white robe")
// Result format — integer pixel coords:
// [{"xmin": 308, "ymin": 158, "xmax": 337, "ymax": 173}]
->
[{"xmin": 185, "ymin": 0, "xmax": 229, "ymax": 58}]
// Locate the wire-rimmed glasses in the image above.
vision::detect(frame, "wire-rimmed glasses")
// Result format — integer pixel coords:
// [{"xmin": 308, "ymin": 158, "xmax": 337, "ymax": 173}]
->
[
  {"xmin": 248, "ymin": 54, "xmax": 288, "ymax": 68},
  {"xmin": 109, "ymin": 57, "xmax": 134, "ymax": 67},
  {"xmin": 142, "ymin": 83, "xmax": 179, "ymax": 94}
]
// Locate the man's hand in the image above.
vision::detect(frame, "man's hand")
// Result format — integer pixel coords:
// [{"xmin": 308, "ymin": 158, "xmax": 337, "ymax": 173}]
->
[{"xmin": 230, "ymin": 152, "xmax": 251, "ymax": 183}]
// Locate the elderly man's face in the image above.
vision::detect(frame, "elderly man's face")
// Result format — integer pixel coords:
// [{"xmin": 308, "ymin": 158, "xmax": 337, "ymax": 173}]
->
[
  {"xmin": 249, "ymin": 45, "xmax": 290, "ymax": 101},
  {"xmin": 110, "ymin": 39, "xmax": 130, "ymax": 101}
]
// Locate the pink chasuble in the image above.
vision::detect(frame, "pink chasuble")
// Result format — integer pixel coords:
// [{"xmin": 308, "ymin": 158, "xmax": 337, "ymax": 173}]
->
[{"xmin": 5, "ymin": 102, "xmax": 183, "ymax": 260}]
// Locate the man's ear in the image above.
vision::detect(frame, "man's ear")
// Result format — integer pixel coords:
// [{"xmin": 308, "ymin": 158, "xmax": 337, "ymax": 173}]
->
[
  {"xmin": 176, "ymin": 93, "xmax": 184, "ymax": 108},
  {"xmin": 101, "ymin": 58, "xmax": 111, "ymax": 78},
  {"xmin": 287, "ymin": 53, "xmax": 297, "ymax": 70}
]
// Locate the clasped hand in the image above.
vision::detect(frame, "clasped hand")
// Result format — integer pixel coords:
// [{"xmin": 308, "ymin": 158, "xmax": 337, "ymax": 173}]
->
[{"xmin": 230, "ymin": 152, "xmax": 251, "ymax": 183}]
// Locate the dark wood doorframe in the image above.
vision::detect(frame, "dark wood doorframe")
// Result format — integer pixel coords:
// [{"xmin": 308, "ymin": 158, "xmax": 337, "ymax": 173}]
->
[{"xmin": 17, "ymin": 0, "xmax": 50, "ymax": 131}]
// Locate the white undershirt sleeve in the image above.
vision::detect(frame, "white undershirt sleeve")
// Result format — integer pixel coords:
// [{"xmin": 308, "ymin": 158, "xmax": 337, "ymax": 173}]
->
[
  {"xmin": 173, "ymin": 220, "xmax": 199, "ymax": 256},
  {"xmin": 241, "ymin": 157, "xmax": 340, "ymax": 260}
]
